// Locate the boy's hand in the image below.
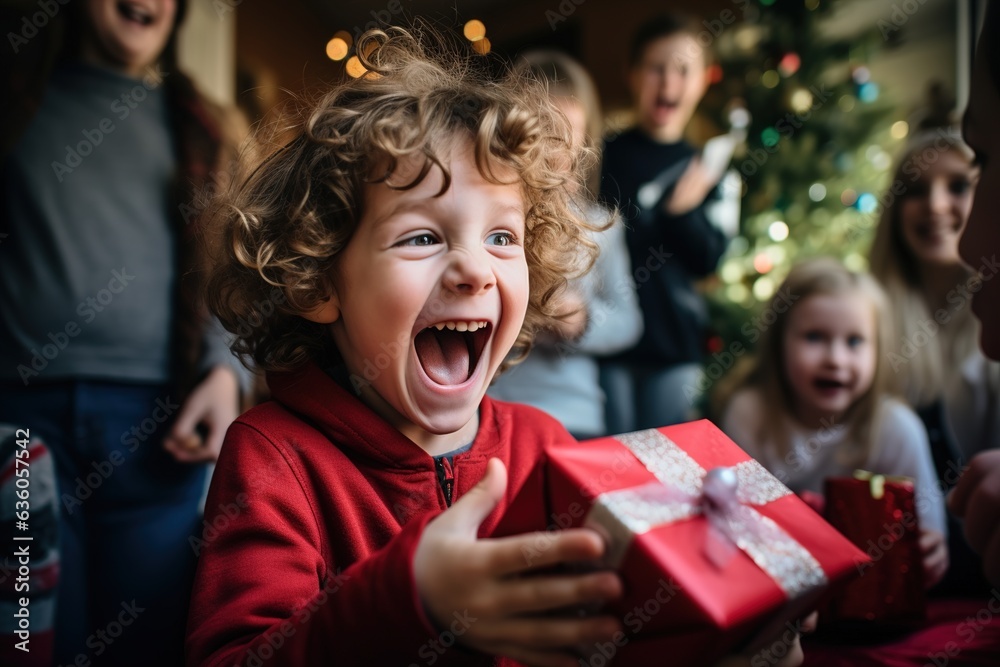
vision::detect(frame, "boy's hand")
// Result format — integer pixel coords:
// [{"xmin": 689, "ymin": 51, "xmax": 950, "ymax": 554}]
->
[
  {"xmin": 919, "ymin": 528, "xmax": 948, "ymax": 589},
  {"xmin": 665, "ymin": 157, "xmax": 721, "ymax": 216},
  {"xmin": 163, "ymin": 365, "xmax": 240, "ymax": 464},
  {"xmin": 414, "ymin": 458, "xmax": 624, "ymax": 667},
  {"xmin": 948, "ymin": 449, "xmax": 1000, "ymax": 585}
]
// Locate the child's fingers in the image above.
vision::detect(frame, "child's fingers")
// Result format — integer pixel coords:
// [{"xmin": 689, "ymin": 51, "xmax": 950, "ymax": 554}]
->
[
  {"xmin": 918, "ymin": 528, "xmax": 949, "ymax": 582},
  {"xmin": 435, "ymin": 458, "xmax": 508, "ymax": 536},
  {"xmin": 163, "ymin": 434, "xmax": 204, "ymax": 463},
  {"xmin": 490, "ymin": 571, "xmax": 622, "ymax": 616},
  {"xmin": 918, "ymin": 529, "xmax": 939, "ymax": 553},
  {"xmin": 168, "ymin": 395, "xmax": 203, "ymax": 444},
  {"xmin": 485, "ymin": 528, "xmax": 606, "ymax": 576},
  {"xmin": 799, "ymin": 612, "xmax": 819, "ymax": 634}
]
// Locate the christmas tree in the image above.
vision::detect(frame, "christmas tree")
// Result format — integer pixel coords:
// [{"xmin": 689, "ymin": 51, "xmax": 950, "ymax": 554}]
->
[{"xmin": 699, "ymin": 0, "xmax": 901, "ymax": 370}]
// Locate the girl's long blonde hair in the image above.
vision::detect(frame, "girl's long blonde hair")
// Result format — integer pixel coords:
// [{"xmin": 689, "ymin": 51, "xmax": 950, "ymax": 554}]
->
[
  {"xmin": 869, "ymin": 128, "xmax": 978, "ymax": 408},
  {"xmin": 716, "ymin": 257, "xmax": 894, "ymax": 466}
]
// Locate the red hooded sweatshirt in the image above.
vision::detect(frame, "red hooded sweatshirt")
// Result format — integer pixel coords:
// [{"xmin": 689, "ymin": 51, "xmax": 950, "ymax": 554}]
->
[{"xmin": 185, "ymin": 362, "xmax": 573, "ymax": 666}]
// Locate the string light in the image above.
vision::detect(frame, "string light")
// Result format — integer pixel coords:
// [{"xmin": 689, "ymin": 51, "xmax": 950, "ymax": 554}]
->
[
  {"xmin": 753, "ymin": 253, "xmax": 774, "ymax": 275},
  {"xmin": 768, "ymin": 221, "xmax": 789, "ymax": 242},
  {"xmin": 727, "ymin": 283, "xmax": 750, "ymax": 303},
  {"xmin": 345, "ymin": 55, "xmax": 367, "ymax": 78},
  {"xmin": 753, "ymin": 275, "xmax": 776, "ymax": 300},
  {"xmin": 471, "ymin": 37, "xmax": 491, "ymax": 55},
  {"xmin": 856, "ymin": 193, "xmax": 878, "ymax": 213},
  {"xmin": 325, "ymin": 32, "xmax": 351, "ymax": 61},
  {"xmin": 778, "ymin": 53, "xmax": 801, "ymax": 76},
  {"xmin": 790, "ymin": 88, "xmax": 813, "ymax": 113},
  {"xmin": 721, "ymin": 260, "xmax": 744, "ymax": 283},
  {"xmin": 858, "ymin": 81, "xmax": 880, "ymax": 103},
  {"xmin": 891, "ymin": 120, "xmax": 909, "ymax": 139},
  {"xmin": 463, "ymin": 19, "xmax": 486, "ymax": 41},
  {"xmin": 728, "ymin": 106, "xmax": 751, "ymax": 129}
]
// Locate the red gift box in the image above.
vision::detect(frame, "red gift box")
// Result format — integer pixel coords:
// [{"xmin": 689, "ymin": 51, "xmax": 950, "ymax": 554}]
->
[
  {"xmin": 823, "ymin": 471, "xmax": 926, "ymax": 624},
  {"xmin": 496, "ymin": 421, "xmax": 869, "ymax": 665}
]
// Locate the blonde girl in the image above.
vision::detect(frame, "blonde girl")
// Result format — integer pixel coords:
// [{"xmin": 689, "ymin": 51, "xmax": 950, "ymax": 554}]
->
[{"xmin": 718, "ymin": 257, "xmax": 947, "ymax": 588}]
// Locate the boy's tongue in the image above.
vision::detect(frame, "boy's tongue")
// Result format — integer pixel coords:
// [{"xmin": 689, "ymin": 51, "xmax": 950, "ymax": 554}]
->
[{"xmin": 415, "ymin": 329, "xmax": 471, "ymax": 386}]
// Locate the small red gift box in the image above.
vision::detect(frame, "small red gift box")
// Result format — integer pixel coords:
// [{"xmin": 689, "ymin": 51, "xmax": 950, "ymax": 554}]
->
[
  {"xmin": 495, "ymin": 421, "xmax": 868, "ymax": 665},
  {"xmin": 823, "ymin": 471, "xmax": 926, "ymax": 623}
]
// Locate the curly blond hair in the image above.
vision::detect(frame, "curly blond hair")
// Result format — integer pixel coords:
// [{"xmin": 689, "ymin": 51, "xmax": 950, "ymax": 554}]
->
[{"xmin": 205, "ymin": 26, "xmax": 599, "ymax": 374}]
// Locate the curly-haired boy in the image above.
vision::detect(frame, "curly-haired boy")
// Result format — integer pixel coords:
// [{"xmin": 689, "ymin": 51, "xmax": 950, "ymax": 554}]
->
[{"xmin": 186, "ymin": 27, "xmax": 809, "ymax": 667}]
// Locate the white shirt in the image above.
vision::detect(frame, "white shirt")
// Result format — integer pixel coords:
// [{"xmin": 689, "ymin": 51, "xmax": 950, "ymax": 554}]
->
[{"xmin": 720, "ymin": 387, "xmax": 947, "ymax": 536}]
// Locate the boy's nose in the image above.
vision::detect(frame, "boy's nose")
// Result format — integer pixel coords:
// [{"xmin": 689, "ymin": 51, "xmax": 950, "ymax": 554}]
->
[
  {"xmin": 443, "ymin": 248, "xmax": 495, "ymax": 295},
  {"xmin": 661, "ymin": 69, "xmax": 684, "ymax": 94}
]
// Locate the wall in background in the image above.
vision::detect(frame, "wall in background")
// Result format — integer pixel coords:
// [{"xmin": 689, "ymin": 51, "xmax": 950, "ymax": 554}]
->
[{"xmin": 177, "ymin": 0, "xmax": 237, "ymax": 105}]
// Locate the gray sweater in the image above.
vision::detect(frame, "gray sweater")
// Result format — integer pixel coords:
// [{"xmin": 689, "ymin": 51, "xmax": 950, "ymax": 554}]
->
[
  {"xmin": 489, "ymin": 207, "xmax": 643, "ymax": 437},
  {"xmin": 1, "ymin": 62, "xmax": 232, "ymax": 386}
]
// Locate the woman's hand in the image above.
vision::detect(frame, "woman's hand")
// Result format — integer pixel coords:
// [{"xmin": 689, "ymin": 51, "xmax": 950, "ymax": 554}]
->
[{"xmin": 163, "ymin": 365, "xmax": 240, "ymax": 463}]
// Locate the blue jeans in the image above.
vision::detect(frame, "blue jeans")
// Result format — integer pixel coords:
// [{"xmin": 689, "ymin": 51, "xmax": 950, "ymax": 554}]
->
[
  {"xmin": 601, "ymin": 362, "xmax": 704, "ymax": 433},
  {"xmin": 0, "ymin": 380, "xmax": 206, "ymax": 666}
]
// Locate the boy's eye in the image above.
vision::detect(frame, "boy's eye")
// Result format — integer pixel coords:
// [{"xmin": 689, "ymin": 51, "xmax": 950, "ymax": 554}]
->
[
  {"xmin": 486, "ymin": 231, "xmax": 517, "ymax": 247},
  {"xmin": 400, "ymin": 233, "xmax": 438, "ymax": 247},
  {"xmin": 949, "ymin": 178, "xmax": 972, "ymax": 196},
  {"xmin": 847, "ymin": 334, "xmax": 865, "ymax": 348},
  {"xmin": 804, "ymin": 331, "xmax": 825, "ymax": 343}
]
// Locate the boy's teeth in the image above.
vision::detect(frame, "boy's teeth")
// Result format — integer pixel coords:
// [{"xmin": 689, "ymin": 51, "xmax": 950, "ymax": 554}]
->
[{"xmin": 428, "ymin": 320, "xmax": 487, "ymax": 332}]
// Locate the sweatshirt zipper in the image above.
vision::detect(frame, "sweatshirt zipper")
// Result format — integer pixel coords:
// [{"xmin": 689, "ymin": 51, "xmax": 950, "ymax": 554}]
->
[{"xmin": 435, "ymin": 457, "xmax": 455, "ymax": 507}]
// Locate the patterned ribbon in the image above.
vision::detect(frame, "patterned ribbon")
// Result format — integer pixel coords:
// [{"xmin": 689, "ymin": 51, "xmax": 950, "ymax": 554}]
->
[
  {"xmin": 852, "ymin": 469, "xmax": 913, "ymax": 500},
  {"xmin": 584, "ymin": 429, "xmax": 828, "ymax": 599}
]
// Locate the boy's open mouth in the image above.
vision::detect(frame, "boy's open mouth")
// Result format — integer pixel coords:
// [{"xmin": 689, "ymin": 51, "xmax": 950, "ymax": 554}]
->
[
  {"xmin": 656, "ymin": 96, "xmax": 680, "ymax": 111},
  {"xmin": 118, "ymin": 1, "xmax": 155, "ymax": 26},
  {"xmin": 414, "ymin": 320, "xmax": 492, "ymax": 386}
]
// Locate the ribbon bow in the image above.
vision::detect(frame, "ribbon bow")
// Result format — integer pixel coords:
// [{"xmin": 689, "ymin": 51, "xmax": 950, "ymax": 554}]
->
[
  {"xmin": 852, "ymin": 469, "xmax": 914, "ymax": 500},
  {"xmin": 584, "ymin": 429, "xmax": 828, "ymax": 599}
]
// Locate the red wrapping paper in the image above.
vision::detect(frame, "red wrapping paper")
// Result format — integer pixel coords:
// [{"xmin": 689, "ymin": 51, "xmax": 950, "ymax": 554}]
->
[
  {"xmin": 495, "ymin": 421, "xmax": 869, "ymax": 665},
  {"xmin": 823, "ymin": 473, "xmax": 926, "ymax": 623}
]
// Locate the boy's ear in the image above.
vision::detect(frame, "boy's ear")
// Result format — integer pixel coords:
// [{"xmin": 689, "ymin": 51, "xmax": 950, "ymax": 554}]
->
[
  {"xmin": 696, "ymin": 65, "xmax": 712, "ymax": 101},
  {"xmin": 301, "ymin": 292, "xmax": 341, "ymax": 324}
]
